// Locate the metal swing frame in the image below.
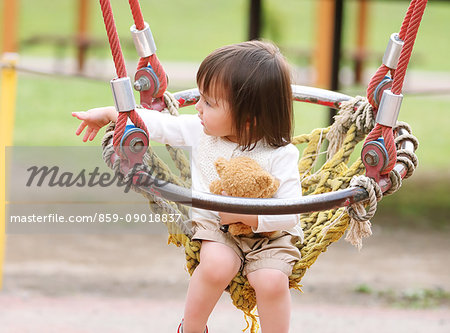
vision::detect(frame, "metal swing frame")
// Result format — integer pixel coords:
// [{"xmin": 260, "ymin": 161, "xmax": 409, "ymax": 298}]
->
[
  {"xmin": 98, "ymin": 0, "xmax": 423, "ymax": 216},
  {"xmin": 131, "ymin": 85, "xmax": 416, "ymax": 215}
]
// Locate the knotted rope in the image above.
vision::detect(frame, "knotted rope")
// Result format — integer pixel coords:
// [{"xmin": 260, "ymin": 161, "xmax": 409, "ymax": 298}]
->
[
  {"xmin": 346, "ymin": 175, "xmax": 382, "ymax": 249},
  {"xmin": 345, "ymin": 122, "xmax": 419, "ymax": 249}
]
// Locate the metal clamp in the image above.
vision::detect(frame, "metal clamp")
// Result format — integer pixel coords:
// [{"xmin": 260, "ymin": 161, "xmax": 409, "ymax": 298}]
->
[
  {"xmin": 383, "ymin": 33, "xmax": 404, "ymax": 69},
  {"xmin": 361, "ymin": 139, "xmax": 389, "ymax": 182},
  {"xmin": 119, "ymin": 124, "xmax": 149, "ymax": 174},
  {"xmin": 134, "ymin": 66, "xmax": 166, "ymax": 111},
  {"xmin": 130, "ymin": 22, "xmax": 157, "ymax": 58},
  {"xmin": 134, "ymin": 66, "xmax": 160, "ymax": 95},
  {"xmin": 110, "ymin": 77, "xmax": 136, "ymax": 112},
  {"xmin": 376, "ymin": 89, "xmax": 403, "ymax": 127}
]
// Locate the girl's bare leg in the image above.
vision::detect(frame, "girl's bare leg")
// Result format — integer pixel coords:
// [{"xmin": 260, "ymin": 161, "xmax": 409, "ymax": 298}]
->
[
  {"xmin": 247, "ymin": 268, "xmax": 291, "ymax": 333},
  {"xmin": 182, "ymin": 240, "xmax": 241, "ymax": 333}
]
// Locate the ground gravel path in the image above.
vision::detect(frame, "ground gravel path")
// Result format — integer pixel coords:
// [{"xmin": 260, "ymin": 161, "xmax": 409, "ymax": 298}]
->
[{"xmin": 1, "ymin": 223, "xmax": 449, "ymax": 332}]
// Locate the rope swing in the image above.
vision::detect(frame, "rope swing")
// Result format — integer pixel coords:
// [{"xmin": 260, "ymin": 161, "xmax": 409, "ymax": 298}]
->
[{"xmin": 97, "ymin": 0, "xmax": 426, "ymax": 331}]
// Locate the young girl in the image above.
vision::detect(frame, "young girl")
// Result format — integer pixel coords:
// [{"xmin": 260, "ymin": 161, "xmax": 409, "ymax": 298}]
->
[{"xmin": 73, "ymin": 40, "xmax": 303, "ymax": 333}]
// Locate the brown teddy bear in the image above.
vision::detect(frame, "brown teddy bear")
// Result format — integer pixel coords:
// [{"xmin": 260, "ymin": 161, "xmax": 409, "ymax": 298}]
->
[{"xmin": 209, "ymin": 156, "xmax": 280, "ymax": 237}]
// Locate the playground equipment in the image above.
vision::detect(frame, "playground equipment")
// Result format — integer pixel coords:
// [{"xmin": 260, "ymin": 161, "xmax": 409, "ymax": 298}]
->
[
  {"xmin": 0, "ymin": 0, "xmax": 427, "ymax": 331},
  {"xmin": 96, "ymin": 0, "xmax": 425, "ymax": 330},
  {"xmin": 96, "ymin": 0, "xmax": 425, "ymax": 331},
  {"xmin": 0, "ymin": 0, "xmax": 19, "ymax": 290},
  {"xmin": 0, "ymin": 53, "xmax": 18, "ymax": 290}
]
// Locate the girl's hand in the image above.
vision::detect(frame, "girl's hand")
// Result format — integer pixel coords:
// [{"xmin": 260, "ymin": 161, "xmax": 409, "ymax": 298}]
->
[
  {"xmin": 72, "ymin": 106, "xmax": 118, "ymax": 142},
  {"xmin": 217, "ymin": 191, "xmax": 258, "ymax": 228},
  {"xmin": 218, "ymin": 212, "xmax": 258, "ymax": 228}
]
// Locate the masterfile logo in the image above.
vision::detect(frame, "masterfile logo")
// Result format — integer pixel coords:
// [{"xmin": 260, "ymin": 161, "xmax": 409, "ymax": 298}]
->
[{"xmin": 4, "ymin": 146, "xmax": 192, "ymax": 235}]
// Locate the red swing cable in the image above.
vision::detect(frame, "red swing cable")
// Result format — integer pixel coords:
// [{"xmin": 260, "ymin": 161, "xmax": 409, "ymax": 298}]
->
[
  {"xmin": 99, "ymin": 0, "xmax": 149, "ymax": 155},
  {"xmin": 128, "ymin": 0, "xmax": 167, "ymax": 98},
  {"xmin": 392, "ymin": 0, "xmax": 427, "ymax": 95},
  {"xmin": 366, "ymin": 0, "xmax": 418, "ymax": 107},
  {"xmin": 364, "ymin": 0, "xmax": 427, "ymax": 175}
]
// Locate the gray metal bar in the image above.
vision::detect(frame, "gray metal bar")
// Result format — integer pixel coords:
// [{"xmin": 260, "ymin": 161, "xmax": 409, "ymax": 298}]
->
[
  {"xmin": 174, "ymin": 85, "xmax": 353, "ymax": 109},
  {"xmin": 140, "ymin": 175, "xmax": 368, "ymax": 215}
]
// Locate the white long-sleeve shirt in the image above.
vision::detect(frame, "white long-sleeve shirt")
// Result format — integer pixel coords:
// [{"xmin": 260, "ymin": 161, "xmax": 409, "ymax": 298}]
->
[{"xmin": 134, "ymin": 108, "xmax": 303, "ymax": 240}]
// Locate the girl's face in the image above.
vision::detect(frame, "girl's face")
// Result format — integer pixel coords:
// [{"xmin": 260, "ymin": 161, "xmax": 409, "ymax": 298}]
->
[{"xmin": 195, "ymin": 91, "xmax": 237, "ymax": 142}]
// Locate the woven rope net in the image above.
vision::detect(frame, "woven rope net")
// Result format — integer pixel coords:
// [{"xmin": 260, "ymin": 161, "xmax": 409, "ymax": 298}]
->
[{"xmin": 101, "ymin": 93, "xmax": 418, "ymax": 332}]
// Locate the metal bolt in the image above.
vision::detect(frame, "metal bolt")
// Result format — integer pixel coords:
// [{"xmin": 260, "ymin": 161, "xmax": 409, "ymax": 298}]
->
[
  {"xmin": 364, "ymin": 150, "xmax": 379, "ymax": 166},
  {"xmin": 134, "ymin": 76, "xmax": 150, "ymax": 91},
  {"xmin": 129, "ymin": 137, "xmax": 145, "ymax": 153}
]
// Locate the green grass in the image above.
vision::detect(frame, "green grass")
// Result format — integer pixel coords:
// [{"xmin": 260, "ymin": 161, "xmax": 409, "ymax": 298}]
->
[
  {"xmin": 377, "ymin": 175, "xmax": 450, "ymax": 227},
  {"xmin": 399, "ymin": 95, "xmax": 450, "ymax": 169},
  {"xmin": 354, "ymin": 284, "xmax": 450, "ymax": 309},
  {"xmin": 13, "ymin": 74, "xmax": 110, "ymax": 147}
]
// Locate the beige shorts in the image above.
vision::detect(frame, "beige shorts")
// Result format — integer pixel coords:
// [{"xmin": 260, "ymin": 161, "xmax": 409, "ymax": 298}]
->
[{"xmin": 192, "ymin": 219, "xmax": 301, "ymax": 277}]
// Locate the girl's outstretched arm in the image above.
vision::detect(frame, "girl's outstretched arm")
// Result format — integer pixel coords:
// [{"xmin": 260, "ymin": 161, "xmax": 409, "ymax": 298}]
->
[{"xmin": 72, "ymin": 106, "xmax": 118, "ymax": 142}]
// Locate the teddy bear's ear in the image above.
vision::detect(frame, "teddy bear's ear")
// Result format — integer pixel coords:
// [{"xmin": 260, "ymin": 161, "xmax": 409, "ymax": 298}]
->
[{"xmin": 214, "ymin": 157, "xmax": 228, "ymax": 176}]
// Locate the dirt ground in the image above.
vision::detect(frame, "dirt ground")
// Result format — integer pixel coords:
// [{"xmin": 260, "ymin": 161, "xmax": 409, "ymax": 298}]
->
[{"xmin": 1, "ymin": 222, "xmax": 449, "ymax": 333}]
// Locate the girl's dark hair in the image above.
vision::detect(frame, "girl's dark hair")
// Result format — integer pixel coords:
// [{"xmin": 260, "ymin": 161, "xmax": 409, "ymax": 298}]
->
[{"xmin": 196, "ymin": 40, "xmax": 293, "ymax": 150}]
